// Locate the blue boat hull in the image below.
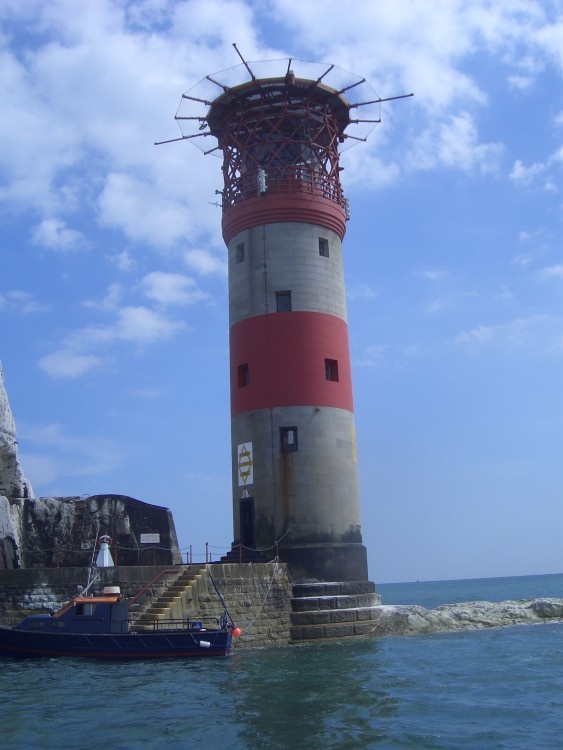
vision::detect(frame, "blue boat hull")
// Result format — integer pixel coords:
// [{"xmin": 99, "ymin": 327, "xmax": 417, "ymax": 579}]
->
[{"xmin": 0, "ymin": 625, "xmax": 232, "ymax": 659}]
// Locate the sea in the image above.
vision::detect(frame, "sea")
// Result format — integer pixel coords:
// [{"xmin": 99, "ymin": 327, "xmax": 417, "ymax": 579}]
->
[{"xmin": 3, "ymin": 573, "xmax": 563, "ymax": 749}]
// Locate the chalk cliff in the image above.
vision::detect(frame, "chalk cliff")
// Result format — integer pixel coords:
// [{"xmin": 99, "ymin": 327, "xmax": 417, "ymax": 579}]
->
[{"xmin": 0, "ymin": 362, "xmax": 33, "ymax": 500}]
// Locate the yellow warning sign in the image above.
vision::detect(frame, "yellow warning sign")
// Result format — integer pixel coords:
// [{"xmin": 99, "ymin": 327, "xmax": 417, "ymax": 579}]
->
[{"xmin": 237, "ymin": 442, "xmax": 254, "ymax": 486}]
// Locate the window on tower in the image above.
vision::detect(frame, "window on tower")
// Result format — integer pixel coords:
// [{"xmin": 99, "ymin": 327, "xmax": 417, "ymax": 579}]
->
[
  {"xmin": 280, "ymin": 426, "xmax": 298, "ymax": 452},
  {"xmin": 325, "ymin": 358, "xmax": 339, "ymax": 382},
  {"xmin": 318, "ymin": 237, "xmax": 329, "ymax": 257},
  {"xmin": 276, "ymin": 291, "xmax": 292, "ymax": 312},
  {"xmin": 236, "ymin": 243, "xmax": 245, "ymax": 263},
  {"xmin": 238, "ymin": 363, "xmax": 249, "ymax": 387}
]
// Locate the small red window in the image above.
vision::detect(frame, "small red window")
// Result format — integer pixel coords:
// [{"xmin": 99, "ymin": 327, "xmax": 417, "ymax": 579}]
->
[
  {"xmin": 325, "ymin": 359, "xmax": 339, "ymax": 382},
  {"xmin": 238, "ymin": 364, "xmax": 249, "ymax": 387}
]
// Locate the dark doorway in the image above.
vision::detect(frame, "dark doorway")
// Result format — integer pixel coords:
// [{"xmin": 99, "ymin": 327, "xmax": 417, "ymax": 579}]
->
[{"xmin": 240, "ymin": 497, "xmax": 255, "ymax": 548}]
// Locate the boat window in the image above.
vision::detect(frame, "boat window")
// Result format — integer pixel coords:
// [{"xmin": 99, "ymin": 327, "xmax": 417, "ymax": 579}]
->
[{"xmin": 75, "ymin": 603, "xmax": 96, "ymax": 616}]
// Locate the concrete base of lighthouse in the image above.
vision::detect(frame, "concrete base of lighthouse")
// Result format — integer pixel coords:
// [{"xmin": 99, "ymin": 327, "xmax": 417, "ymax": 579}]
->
[{"xmin": 278, "ymin": 542, "xmax": 369, "ymax": 583}]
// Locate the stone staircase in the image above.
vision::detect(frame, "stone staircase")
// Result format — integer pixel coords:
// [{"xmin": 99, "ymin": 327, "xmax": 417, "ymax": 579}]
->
[
  {"xmin": 129, "ymin": 566, "xmax": 207, "ymax": 630},
  {"xmin": 290, "ymin": 581, "xmax": 382, "ymax": 641}
]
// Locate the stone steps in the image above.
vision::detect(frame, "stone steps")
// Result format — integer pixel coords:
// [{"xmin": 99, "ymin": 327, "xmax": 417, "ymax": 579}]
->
[
  {"xmin": 290, "ymin": 581, "xmax": 381, "ymax": 641},
  {"xmin": 131, "ymin": 567, "xmax": 206, "ymax": 628}
]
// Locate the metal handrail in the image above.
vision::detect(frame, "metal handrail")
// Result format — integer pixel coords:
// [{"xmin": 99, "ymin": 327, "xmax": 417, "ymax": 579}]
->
[{"xmin": 128, "ymin": 567, "xmax": 180, "ymax": 604}]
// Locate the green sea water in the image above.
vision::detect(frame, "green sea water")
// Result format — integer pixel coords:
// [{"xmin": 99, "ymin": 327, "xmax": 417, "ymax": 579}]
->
[{"xmin": 3, "ymin": 573, "xmax": 563, "ymax": 749}]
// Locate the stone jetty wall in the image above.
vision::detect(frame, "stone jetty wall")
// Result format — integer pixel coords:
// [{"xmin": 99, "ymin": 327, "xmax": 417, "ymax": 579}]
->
[
  {"xmin": 187, "ymin": 562, "xmax": 293, "ymax": 648},
  {"xmin": 0, "ymin": 562, "xmax": 295, "ymax": 648},
  {"xmin": 2, "ymin": 564, "xmax": 563, "ymax": 648}
]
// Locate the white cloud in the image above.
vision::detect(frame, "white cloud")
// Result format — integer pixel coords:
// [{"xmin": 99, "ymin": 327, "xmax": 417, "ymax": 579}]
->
[
  {"xmin": 340, "ymin": 150, "xmax": 401, "ymax": 189},
  {"xmin": 508, "ymin": 74, "xmax": 534, "ymax": 90},
  {"xmin": 538, "ymin": 264, "xmax": 563, "ymax": 281},
  {"xmin": 111, "ymin": 250, "xmax": 137, "ymax": 272},
  {"xmin": 355, "ymin": 344, "xmax": 389, "ymax": 369},
  {"xmin": 183, "ymin": 248, "xmax": 227, "ymax": 277},
  {"xmin": 509, "ymin": 159, "xmax": 545, "ymax": 186},
  {"xmin": 97, "ymin": 173, "xmax": 196, "ymax": 248},
  {"xmin": 0, "ymin": 290, "xmax": 47, "ymax": 314},
  {"xmin": 39, "ymin": 351, "xmax": 103, "ymax": 378},
  {"xmin": 408, "ymin": 112, "xmax": 503, "ymax": 173},
  {"xmin": 75, "ymin": 306, "xmax": 187, "ymax": 346},
  {"xmin": 19, "ymin": 422, "xmax": 122, "ymax": 486},
  {"xmin": 453, "ymin": 325, "xmax": 496, "ymax": 347},
  {"xmin": 84, "ymin": 283, "xmax": 123, "ymax": 311},
  {"xmin": 141, "ymin": 272, "xmax": 210, "ymax": 307},
  {"xmin": 418, "ymin": 270, "xmax": 449, "ymax": 283},
  {"xmin": 132, "ymin": 387, "xmax": 161, "ymax": 399},
  {"xmin": 0, "ymin": 0, "xmax": 558, "ymax": 263},
  {"xmin": 31, "ymin": 218, "xmax": 88, "ymax": 252},
  {"xmin": 347, "ymin": 284, "xmax": 378, "ymax": 301},
  {"xmin": 354, "ymin": 341, "xmax": 422, "ymax": 371},
  {"xmin": 40, "ymin": 305, "xmax": 187, "ymax": 378},
  {"xmin": 426, "ymin": 290, "xmax": 478, "ymax": 314},
  {"xmin": 453, "ymin": 316, "xmax": 557, "ymax": 351}
]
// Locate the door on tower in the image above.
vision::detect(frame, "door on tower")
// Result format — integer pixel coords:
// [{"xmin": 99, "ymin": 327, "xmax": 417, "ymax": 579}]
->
[{"xmin": 239, "ymin": 497, "xmax": 255, "ymax": 548}]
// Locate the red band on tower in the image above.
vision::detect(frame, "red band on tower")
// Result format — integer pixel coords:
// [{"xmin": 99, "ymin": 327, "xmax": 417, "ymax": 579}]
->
[{"xmin": 230, "ymin": 311, "xmax": 353, "ymax": 415}]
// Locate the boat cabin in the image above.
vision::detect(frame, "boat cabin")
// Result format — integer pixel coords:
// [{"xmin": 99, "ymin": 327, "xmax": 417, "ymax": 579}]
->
[{"xmin": 15, "ymin": 587, "xmax": 129, "ymax": 635}]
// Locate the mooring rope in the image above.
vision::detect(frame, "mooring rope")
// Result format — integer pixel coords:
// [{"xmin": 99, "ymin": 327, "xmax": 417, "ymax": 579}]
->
[{"xmin": 237, "ymin": 559, "xmax": 282, "ymax": 633}]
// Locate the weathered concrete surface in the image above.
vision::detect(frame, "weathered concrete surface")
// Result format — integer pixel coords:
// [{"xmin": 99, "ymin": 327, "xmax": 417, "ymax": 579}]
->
[{"xmin": 367, "ymin": 599, "xmax": 563, "ymax": 637}]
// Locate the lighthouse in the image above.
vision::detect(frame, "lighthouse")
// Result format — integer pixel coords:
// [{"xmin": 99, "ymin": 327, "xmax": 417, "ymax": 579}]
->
[{"xmin": 172, "ymin": 51, "xmax": 408, "ymax": 582}]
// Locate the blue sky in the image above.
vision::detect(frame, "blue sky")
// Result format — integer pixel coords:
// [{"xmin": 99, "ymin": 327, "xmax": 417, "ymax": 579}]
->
[{"xmin": 2, "ymin": 0, "xmax": 563, "ymax": 583}]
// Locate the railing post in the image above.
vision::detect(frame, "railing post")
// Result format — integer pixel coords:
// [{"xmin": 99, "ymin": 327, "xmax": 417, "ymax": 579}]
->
[
  {"xmin": 205, "ymin": 541, "xmax": 209, "ymax": 564},
  {"xmin": 239, "ymin": 542, "xmax": 242, "ymax": 564}
]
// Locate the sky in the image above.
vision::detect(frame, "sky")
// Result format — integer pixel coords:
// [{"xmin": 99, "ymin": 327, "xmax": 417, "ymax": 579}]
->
[{"xmin": 1, "ymin": 0, "xmax": 563, "ymax": 584}]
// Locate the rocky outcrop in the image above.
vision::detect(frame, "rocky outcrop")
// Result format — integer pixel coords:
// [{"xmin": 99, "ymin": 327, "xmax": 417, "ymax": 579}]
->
[
  {"xmin": 0, "ymin": 493, "xmax": 181, "ymax": 568},
  {"xmin": 368, "ymin": 599, "xmax": 563, "ymax": 637},
  {"xmin": 20, "ymin": 494, "xmax": 182, "ymax": 568}
]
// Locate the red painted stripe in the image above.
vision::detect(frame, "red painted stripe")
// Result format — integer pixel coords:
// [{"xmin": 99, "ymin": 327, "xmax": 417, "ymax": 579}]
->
[
  {"xmin": 230, "ymin": 312, "xmax": 353, "ymax": 415},
  {"xmin": 222, "ymin": 192, "xmax": 346, "ymax": 244}
]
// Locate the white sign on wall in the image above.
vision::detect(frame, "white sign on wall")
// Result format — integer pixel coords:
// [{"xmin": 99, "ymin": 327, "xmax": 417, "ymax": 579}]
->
[
  {"xmin": 237, "ymin": 442, "xmax": 254, "ymax": 486},
  {"xmin": 140, "ymin": 533, "xmax": 160, "ymax": 544}
]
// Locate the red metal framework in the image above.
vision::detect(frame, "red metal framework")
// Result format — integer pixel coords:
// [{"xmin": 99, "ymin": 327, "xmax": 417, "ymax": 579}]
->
[
  {"xmin": 164, "ymin": 50, "xmax": 413, "ymax": 218},
  {"xmin": 207, "ymin": 77, "xmax": 349, "ymax": 209}
]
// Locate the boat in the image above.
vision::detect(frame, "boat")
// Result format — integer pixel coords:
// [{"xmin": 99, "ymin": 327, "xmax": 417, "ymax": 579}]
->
[
  {"xmin": 0, "ymin": 539, "xmax": 239, "ymax": 659},
  {"xmin": 0, "ymin": 584, "xmax": 236, "ymax": 660}
]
